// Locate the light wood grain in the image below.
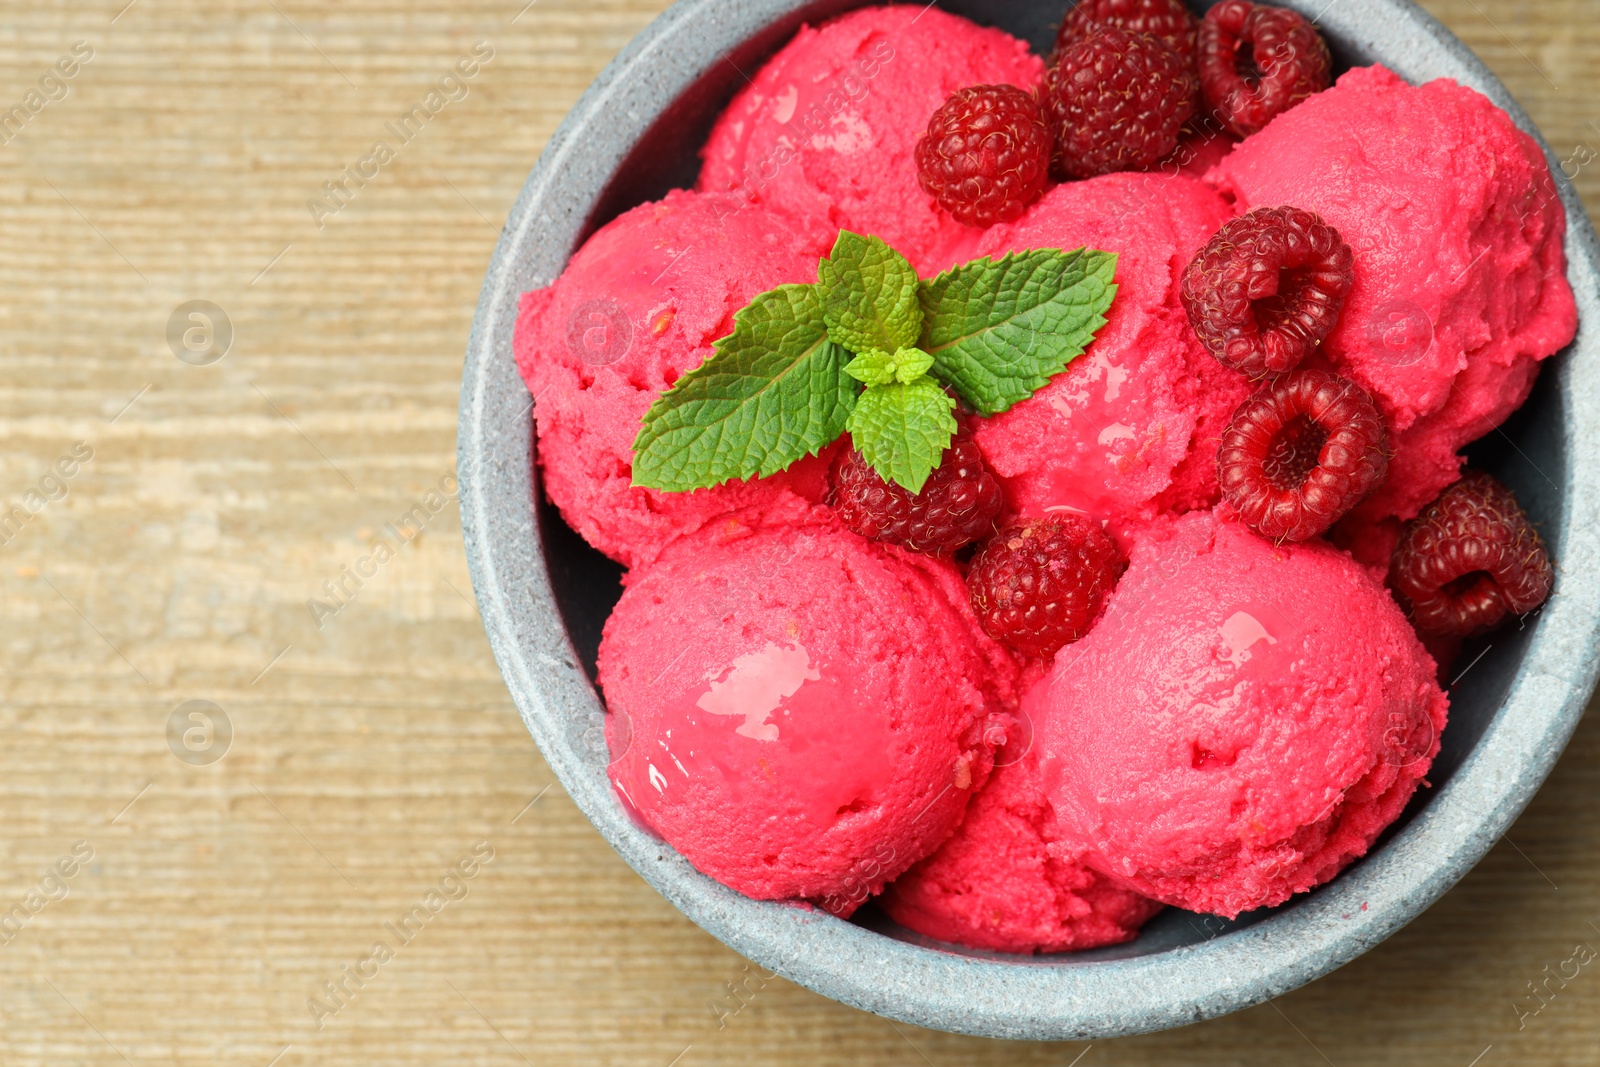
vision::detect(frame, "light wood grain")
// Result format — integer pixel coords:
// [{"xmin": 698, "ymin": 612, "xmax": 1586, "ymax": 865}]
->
[{"xmin": 0, "ymin": 0, "xmax": 1594, "ymax": 1063}]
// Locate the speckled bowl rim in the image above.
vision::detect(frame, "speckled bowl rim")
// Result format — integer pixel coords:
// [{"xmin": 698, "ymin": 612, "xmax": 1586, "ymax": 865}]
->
[{"xmin": 458, "ymin": 0, "xmax": 1600, "ymax": 1040}]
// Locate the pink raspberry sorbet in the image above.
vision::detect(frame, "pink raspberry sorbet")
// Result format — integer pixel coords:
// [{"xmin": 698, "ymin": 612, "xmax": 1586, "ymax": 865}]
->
[
  {"xmin": 1039, "ymin": 509, "xmax": 1449, "ymax": 918},
  {"xmin": 503, "ymin": 28, "xmax": 1577, "ymax": 945},
  {"xmin": 883, "ymin": 724, "xmax": 1162, "ymax": 954},
  {"xmin": 697, "ymin": 6, "xmax": 1044, "ymax": 275},
  {"xmin": 969, "ymin": 173, "xmax": 1251, "ymax": 540},
  {"xmin": 598, "ymin": 520, "xmax": 1017, "ymax": 912},
  {"xmin": 514, "ymin": 189, "xmax": 835, "ymax": 569},
  {"xmin": 1208, "ymin": 65, "xmax": 1576, "ymax": 520}
]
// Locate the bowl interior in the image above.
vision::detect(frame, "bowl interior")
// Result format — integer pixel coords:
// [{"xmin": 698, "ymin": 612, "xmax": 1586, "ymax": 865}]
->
[{"xmin": 534, "ymin": 0, "xmax": 1565, "ymax": 959}]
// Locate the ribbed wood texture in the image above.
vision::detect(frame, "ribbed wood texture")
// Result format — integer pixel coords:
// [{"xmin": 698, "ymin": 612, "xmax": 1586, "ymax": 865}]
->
[{"xmin": 0, "ymin": 0, "xmax": 1594, "ymax": 1062}]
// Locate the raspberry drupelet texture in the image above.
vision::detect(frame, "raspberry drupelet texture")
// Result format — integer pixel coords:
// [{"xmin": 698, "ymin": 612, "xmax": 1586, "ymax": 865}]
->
[
  {"xmin": 829, "ymin": 428, "xmax": 1004, "ymax": 555},
  {"xmin": 915, "ymin": 84, "xmax": 1054, "ymax": 228},
  {"xmin": 1041, "ymin": 26, "xmax": 1198, "ymax": 179},
  {"xmin": 1198, "ymin": 0, "xmax": 1332, "ymax": 137},
  {"xmin": 1389, "ymin": 471, "xmax": 1554, "ymax": 637},
  {"xmin": 1219, "ymin": 369, "xmax": 1389, "ymax": 542},
  {"xmin": 1053, "ymin": 0, "xmax": 1199, "ymax": 66},
  {"xmin": 1181, "ymin": 206, "xmax": 1355, "ymax": 379},
  {"xmin": 967, "ymin": 516, "xmax": 1126, "ymax": 659}
]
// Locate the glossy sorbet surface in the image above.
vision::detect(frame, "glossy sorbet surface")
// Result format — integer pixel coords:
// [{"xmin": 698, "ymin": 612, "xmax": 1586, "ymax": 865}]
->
[{"xmin": 597, "ymin": 521, "xmax": 1016, "ymax": 910}]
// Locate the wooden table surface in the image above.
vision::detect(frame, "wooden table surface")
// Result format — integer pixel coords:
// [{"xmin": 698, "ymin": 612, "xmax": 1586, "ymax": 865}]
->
[{"xmin": 0, "ymin": 0, "xmax": 1596, "ymax": 1063}]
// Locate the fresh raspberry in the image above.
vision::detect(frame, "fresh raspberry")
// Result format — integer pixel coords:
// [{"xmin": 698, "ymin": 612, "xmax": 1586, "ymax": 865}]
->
[
  {"xmin": 1218, "ymin": 370, "xmax": 1388, "ymax": 542},
  {"xmin": 1181, "ymin": 206, "xmax": 1354, "ymax": 379},
  {"xmin": 915, "ymin": 84, "xmax": 1053, "ymax": 228},
  {"xmin": 1389, "ymin": 472, "xmax": 1553, "ymax": 637},
  {"xmin": 1198, "ymin": 0, "xmax": 1332, "ymax": 137},
  {"xmin": 967, "ymin": 516, "xmax": 1126, "ymax": 658},
  {"xmin": 1054, "ymin": 0, "xmax": 1199, "ymax": 66},
  {"xmin": 1041, "ymin": 26, "xmax": 1198, "ymax": 179},
  {"xmin": 829, "ymin": 428, "xmax": 1003, "ymax": 555}
]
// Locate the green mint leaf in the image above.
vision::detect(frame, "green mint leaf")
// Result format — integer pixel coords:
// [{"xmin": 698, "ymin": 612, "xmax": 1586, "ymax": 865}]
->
[
  {"xmin": 919, "ymin": 248, "xmax": 1118, "ymax": 415},
  {"xmin": 844, "ymin": 348, "xmax": 896, "ymax": 386},
  {"xmin": 890, "ymin": 346, "xmax": 934, "ymax": 383},
  {"xmin": 844, "ymin": 346, "xmax": 935, "ymax": 387},
  {"xmin": 845, "ymin": 376, "xmax": 957, "ymax": 494},
  {"xmin": 632, "ymin": 283, "xmax": 857, "ymax": 492},
  {"xmin": 817, "ymin": 231, "xmax": 923, "ymax": 354}
]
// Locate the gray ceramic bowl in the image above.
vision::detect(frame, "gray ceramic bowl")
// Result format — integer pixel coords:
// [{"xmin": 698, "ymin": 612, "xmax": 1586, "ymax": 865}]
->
[{"xmin": 459, "ymin": 0, "xmax": 1600, "ymax": 1040}]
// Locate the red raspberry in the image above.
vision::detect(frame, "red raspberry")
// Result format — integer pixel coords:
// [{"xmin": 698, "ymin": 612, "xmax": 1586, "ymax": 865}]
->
[
  {"xmin": 1041, "ymin": 26, "xmax": 1198, "ymax": 179},
  {"xmin": 1389, "ymin": 472, "xmax": 1554, "ymax": 638},
  {"xmin": 829, "ymin": 428, "xmax": 1003, "ymax": 555},
  {"xmin": 1198, "ymin": 0, "xmax": 1332, "ymax": 137},
  {"xmin": 1054, "ymin": 0, "xmax": 1199, "ymax": 67},
  {"xmin": 1218, "ymin": 369, "xmax": 1388, "ymax": 542},
  {"xmin": 915, "ymin": 85, "xmax": 1053, "ymax": 228},
  {"xmin": 1181, "ymin": 206, "xmax": 1354, "ymax": 379},
  {"xmin": 967, "ymin": 516, "xmax": 1126, "ymax": 659}
]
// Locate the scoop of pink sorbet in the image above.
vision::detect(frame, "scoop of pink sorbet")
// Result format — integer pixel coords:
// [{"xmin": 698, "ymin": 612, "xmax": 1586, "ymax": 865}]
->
[
  {"xmin": 882, "ymin": 727, "xmax": 1162, "ymax": 954},
  {"xmin": 697, "ymin": 6, "xmax": 1043, "ymax": 275},
  {"xmin": 1039, "ymin": 509, "xmax": 1449, "ymax": 919},
  {"xmin": 514, "ymin": 189, "xmax": 836, "ymax": 568},
  {"xmin": 969, "ymin": 173, "xmax": 1251, "ymax": 539},
  {"xmin": 1207, "ymin": 65, "xmax": 1576, "ymax": 520},
  {"xmin": 598, "ymin": 520, "xmax": 1017, "ymax": 912}
]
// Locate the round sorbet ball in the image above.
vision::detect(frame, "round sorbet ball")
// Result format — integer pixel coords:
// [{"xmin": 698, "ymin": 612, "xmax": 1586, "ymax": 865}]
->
[
  {"xmin": 1039, "ymin": 509, "xmax": 1449, "ymax": 919},
  {"xmin": 882, "ymin": 726, "xmax": 1162, "ymax": 954},
  {"xmin": 969, "ymin": 173, "xmax": 1251, "ymax": 539},
  {"xmin": 697, "ymin": 6, "xmax": 1044, "ymax": 275},
  {"xmin": 597, "ymin": 521, "xmax": 1018, "ymax": 911},
  {"xmin": 514, "ymin": 189, "xmax": 836, "ymax": 569},
  {"xmin": 1207, "ymin": 65, "xmax": 1577, "ymax": 521}
]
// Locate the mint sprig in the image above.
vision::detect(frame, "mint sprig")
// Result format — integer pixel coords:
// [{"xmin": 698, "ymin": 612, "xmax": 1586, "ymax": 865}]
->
[
  {"xmin": 631, "ymin": 231, "xmax": 1118, "ymax": 495},
  {"xmin": 818, "ymin": 230, "xmax": 922, "ymax": 353},
  {"xmin": 844, "ymin": 346, "xmax": 935, "ymax": 387},
  {"xmin": 847, "ymin": 376, "xmax": 957, "ymax": 494},
  {"xmin": 921, "ymin": 248, "xmax": 1118, "ymax": 416},
  {"xmin": 631, "ymin": 284, "xmax": 854, "ymax": 492}
]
